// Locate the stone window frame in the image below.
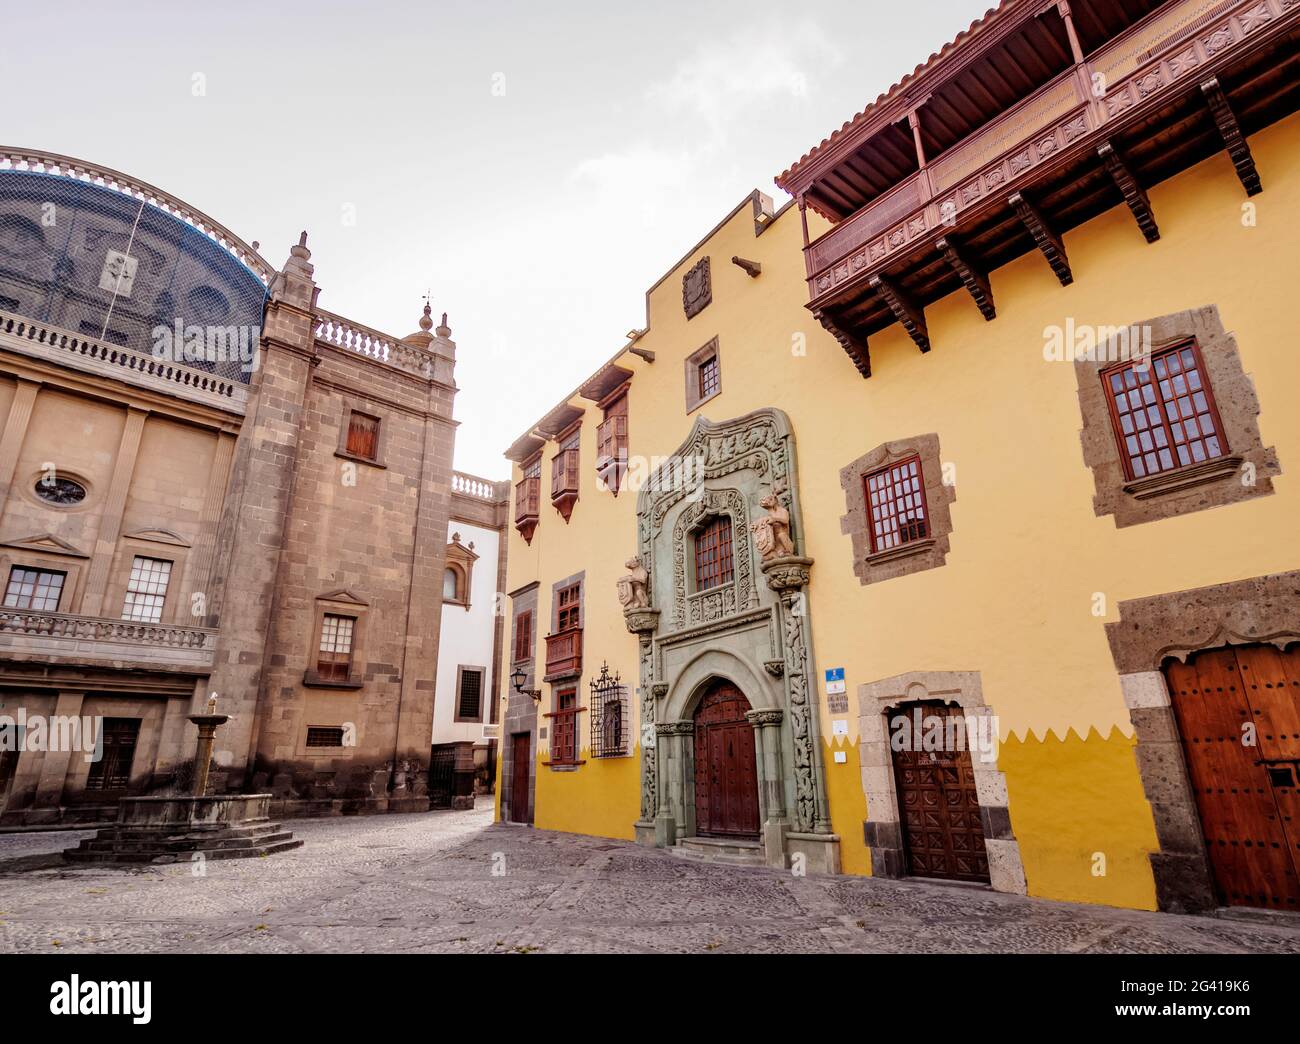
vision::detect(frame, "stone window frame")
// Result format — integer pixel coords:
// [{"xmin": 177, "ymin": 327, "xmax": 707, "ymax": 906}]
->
[
  {"xmin": 334, "ymin": 403, "xmax": 388, "ymax": 469},
  {"xmin": 1104, "ymin": 569, "xmax": 1300, "ymax": 913},
  {"xmin": 856, "ymin": 670, "xmax": 1027, "ymax": 896},
  {"xmin": 453, "ymin": 664, "xmax": 488, "ymax": 723},
  {"xmin": 302, "ymin": 589, "xmax": 369, "ymax": 690},
  {"xmin": 1075, "ymin": 305, "xmax": 1279, "ymax": 529},
  {"xmin": 839, "ymin": 433, "xmax": 955, "ymax": 586},
  {"xmin": 443, "ymin": 533, "xmax": 478, "ymax": 610},
  {"xmin": 684, "ymin": 337, "xmax": 721, "ymax": 415}
]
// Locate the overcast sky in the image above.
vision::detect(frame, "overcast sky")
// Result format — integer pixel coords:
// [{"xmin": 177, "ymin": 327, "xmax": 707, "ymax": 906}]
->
[{"xmin": 7, "ymin": 0, "xmax": 991, "ymax": 477}]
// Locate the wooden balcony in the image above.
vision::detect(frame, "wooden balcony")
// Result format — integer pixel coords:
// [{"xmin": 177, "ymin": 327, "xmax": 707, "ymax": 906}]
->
[
  {"xmin": 795, "ymin": 0, "xmax": 1300, "ymax": 375},
  {"xmin": 595, "ymin": 415, "xmax": 628, "ymax": 495},
  {"xmin": 551, "ymin": 447, "xmax": 580, "ymax": 522},
  {"xmin": 544, "ymin": 626, "xmax": 583, "ymax": 681},
  {"xmin": 514, "ymin": 475, "xmax": 540, "ymax": 544}
]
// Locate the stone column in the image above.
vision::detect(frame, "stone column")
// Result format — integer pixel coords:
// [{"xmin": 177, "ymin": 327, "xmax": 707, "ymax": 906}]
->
[
  {"xmin": 34, "ymin": 691, "xmax": 86, "ymax": 813},
  {"xmin": 747, "ymin": 709, "xmax": 789, "ymax": 868},
  {"xmin": 653, "ymin": 721, "xmax": 678, "ymax": 847},
  {"xmin": 624, "ymin": 607, "xmax": 660, "ymax": 845}
]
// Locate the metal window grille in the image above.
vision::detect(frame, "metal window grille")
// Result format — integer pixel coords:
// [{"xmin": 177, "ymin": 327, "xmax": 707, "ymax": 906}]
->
[
  {"xmin": 458, "ymin": 668, "xmax": 484, "ymax": 719},
  {"xmin": 698, "ymin": 354, "xmax": 720, "ymax": 399},
  {"xmin": 694, "ymin": 515, "xmax": 734, "ymax": 590},
  {"xmin": 317, "ymin": 613, "xmax": 355, "ymax": 681},
  {"xmin": 589, "ymin": 662, "xmax": 630, "ymax": 758},
  {"xmin": 306, "ymin": 726, "xmax": 346, "ymax": 748},
  {"xmin": 121, "ymin": 556, "xmax": 172, "ymax": 622},
  {"xmin": 3, "ymin": 567, "xmax": 65, "ymax": 611},
  {"xmin": 1103, "ymin": 340, "xmax": 1228, "ymax": 480},
  {"xmin": 864, "ymin": 456, "xmax": 929, "ymax": 553}
]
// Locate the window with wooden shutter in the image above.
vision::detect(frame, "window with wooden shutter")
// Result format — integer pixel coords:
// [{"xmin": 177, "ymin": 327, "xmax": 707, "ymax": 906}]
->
[
  {"xmin": 514, "ymin": 609, "xmax": 533, "ymax": 662},
  {"xmin": 317, "ymin": 613, "xmax": 355, "ymax": 681},
  {"xmin": 456, "ymin": 667, "xmax": 484, "ymax": 721},
  {"xmin": 551, "ymin": 687, "xmax": 579, "ymax": 765},
  {"xmin": 345, "ymin": 411, "xmax": 380, "ymax": 461},
  {"xmin": 556, "ymin": 584, "xmax": 580, "ymax": 631}
]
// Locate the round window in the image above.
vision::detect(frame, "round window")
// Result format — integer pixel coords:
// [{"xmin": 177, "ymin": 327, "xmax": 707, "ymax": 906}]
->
[{"xmin": 34, "ymin": 476, "xmax": 87, "ymax": 506}]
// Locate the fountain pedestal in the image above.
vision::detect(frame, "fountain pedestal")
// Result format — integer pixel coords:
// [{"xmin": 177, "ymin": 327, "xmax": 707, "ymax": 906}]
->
[{"xmin": 64, "ymin": 710, "xmax": 301, "ymax": 864}]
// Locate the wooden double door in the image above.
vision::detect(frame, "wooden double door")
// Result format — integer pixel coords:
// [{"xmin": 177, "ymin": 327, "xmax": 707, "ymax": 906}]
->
[
  {"xmin": 693, "ymin": 681, "xmax": 761, "ymax": 839},
  {"xmin": 1166, "ymin": 644, "xmax": 1300, "ymax": 911},
  {"xmin": 889, "ymin": 701, "xmax": 990, "ymax": 883}
]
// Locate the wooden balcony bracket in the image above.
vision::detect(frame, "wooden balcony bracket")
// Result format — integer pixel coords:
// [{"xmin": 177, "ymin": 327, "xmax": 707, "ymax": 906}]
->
[
  {"xmin": 814, "ymin": 309, "xmax": 871, "ymax": 378},
  {"xmin": 869, "ymin": 274, "xmax": 930, "ymax": 353},
  {"xmin": 937, "ymin": 236, "xmax": 996, "ymax": 320},
  {"xmin": 1009, "ymin": 191, "xmax": 1073, "ymax": 286},
  {"xmin": 1201, "ymin": 77, "xmax": 1262, "ymax": 197},
  {"xmin": 1098, "ymin": 141, "xmax": 1160, "ymax": 243}
]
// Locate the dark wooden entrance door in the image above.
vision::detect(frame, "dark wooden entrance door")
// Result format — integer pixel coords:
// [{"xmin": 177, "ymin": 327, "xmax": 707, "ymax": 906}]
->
[
  {"xmin": 693, "ymin": 681, "xmax": 760, "ymax": 839},
  {"xmin": 509, "ymin": 732, "xmax": 531, "ymax": 824},
  {"xmin": 889, "ymin": 701, "xmax": 990, "ymax": 883},
  {"xmin": 84, "ymin": 718, "xmax": 140, "ymax": 794},
  {"xmin": 1165, "ymin": 644, "xmax": 1300, "ymax": 911}
]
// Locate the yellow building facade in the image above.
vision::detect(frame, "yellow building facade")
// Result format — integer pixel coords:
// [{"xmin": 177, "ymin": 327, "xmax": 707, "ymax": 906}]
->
[{"xmin": 498, "ymin": 0, "xmax": 1300, "ymax": 914}]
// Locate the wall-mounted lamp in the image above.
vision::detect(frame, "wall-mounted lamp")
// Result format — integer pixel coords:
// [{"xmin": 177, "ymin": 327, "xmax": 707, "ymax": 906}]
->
[{"xmin": 510, "ymin": 667, "xmax": 542, "ymax": 702}]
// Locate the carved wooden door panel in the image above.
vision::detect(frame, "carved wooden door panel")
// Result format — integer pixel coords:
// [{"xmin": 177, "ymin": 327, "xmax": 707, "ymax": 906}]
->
[
  {"xmin": 509, "ymin": 732, "xmax": 531, "ymax": 824},
  {"xmin": 1166, "ymin": 645, "xmax": 1300, "ymax": 910},
  {"xmin": 889, "ymin": 702, "xmax": 989, "ymax": 883},
  {"xmin": 693, "ymin": 682, "xmax": 760, "ymax": 839}
]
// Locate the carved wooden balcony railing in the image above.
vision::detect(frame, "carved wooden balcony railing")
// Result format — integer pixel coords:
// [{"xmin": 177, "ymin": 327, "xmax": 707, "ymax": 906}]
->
[
  {"xmin": 543, "ymin": 626, "xmax": 583, "ymax": 681},
  {"xmin": 595, "ymin": 415, "xmax": 628, "ymax": 495},
  {"xmin": 550, "ymin": 447, "xmax": 581, "ymax": 522},
  {"xmin": 514, "ymin": 475, "xmax": 540, "ymax": 544},
  {"xmin": 0, "ymin": 608, "xmax": 217, "ymax": 672},
  {"xmin": 798, "ymin": 0, "xmax": 1300, "ymax": 373}
]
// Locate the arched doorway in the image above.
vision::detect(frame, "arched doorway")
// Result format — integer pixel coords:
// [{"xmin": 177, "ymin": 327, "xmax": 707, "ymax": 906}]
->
[
  {"xmin": 1164, "ymin": 643, "xmax": 1300, "ymax": 910},
  {"xmin": 693, "ymin": 680, "xmax": 760, "ymax": 839}
]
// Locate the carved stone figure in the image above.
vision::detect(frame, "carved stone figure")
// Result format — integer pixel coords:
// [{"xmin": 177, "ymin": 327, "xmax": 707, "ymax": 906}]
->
[
  {"xmin": 617, "ymin": 556, "xmax": 650, "ymax": 610},
  {"xmin": 751, "ymin": 490, "xmax": 794, "ymax": 561}
]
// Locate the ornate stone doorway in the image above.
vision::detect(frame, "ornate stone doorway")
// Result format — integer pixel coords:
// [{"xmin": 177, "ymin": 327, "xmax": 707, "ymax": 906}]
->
[{"xmin": 693, "ymin": 681, "xmax": 760, "ymax": 839}]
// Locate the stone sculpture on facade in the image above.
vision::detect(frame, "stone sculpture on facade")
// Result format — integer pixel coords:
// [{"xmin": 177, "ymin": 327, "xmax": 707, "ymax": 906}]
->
[
  {"xmin": 617, "ymin": 555, "xmax": 650, "ymax": 609},
  {"xmin": 751, "ymin": 481, "xmax": 794, "ymax": 561}
]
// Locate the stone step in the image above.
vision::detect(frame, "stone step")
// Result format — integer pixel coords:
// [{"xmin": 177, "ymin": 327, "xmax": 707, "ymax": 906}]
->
[
  {"xmin": 85, "ymin": 821, "xmax": 288, "ymax": 843},
  {"xmin": 671, "ymin": 836, "xmax": 766, "ymax": 867},
  {"xmin": 72, "ymin": 829, "xmax": 296, "ymax": 854},
  {"xmin": 64, "ymin": 838, "xmax": 303, "ymax": 864}
]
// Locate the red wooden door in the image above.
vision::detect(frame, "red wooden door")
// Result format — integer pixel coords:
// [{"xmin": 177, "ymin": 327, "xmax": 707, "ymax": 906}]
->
[
  {"xmin": 1165, "ymin": 645, "xmax": 1300, "ymax": 910},
  {"xmin": 509, "ymin": 732, "xmax": 531, "ymax": 824},
  {"xmin": 693, "ymin": 682, "xmax": 760, "ymax": 839},
  {"xmin": 889, "ymin": 702, "xmax": 990, "ymax": 883}
]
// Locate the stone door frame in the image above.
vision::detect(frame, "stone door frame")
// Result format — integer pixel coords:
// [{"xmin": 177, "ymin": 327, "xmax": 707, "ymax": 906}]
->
[
  {"xmin": 1105, "ymin": 569, "xmax": 1300, "ymax": 913},
  {"xmin": 857, "ymin": 670, "xmax": 1027, "ymax": 894}
]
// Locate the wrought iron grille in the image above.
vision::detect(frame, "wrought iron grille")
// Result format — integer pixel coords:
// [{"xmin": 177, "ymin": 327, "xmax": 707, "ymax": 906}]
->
[{"xmin": 589, "ymin": 661, "xmax": 630, "ymax": 758}]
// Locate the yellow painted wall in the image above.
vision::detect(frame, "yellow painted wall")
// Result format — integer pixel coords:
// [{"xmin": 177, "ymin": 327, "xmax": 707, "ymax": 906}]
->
[{"xmin": 500, "ymin": 112, "xmax": 1300, "ymax": 908}]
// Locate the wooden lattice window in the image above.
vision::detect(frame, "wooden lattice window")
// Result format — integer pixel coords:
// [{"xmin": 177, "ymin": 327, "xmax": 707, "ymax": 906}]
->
[
  {"xmin": 345, "ymin": 411, "xmax": 380, "ymax": 461},
  {"xmin": 551, "ymin": 687, "xmax": 579, "ymax": 765},
  {"xmin": 457, "ymin": 667, "xmax": 484, "ymax": 721},
  {"xmin": 121, "ymin": 556, "xmax": 172, "ymax": 623},
  {"xmin": 694, "ymin": 515, "xmax": 734, "ymax": 591},
  {"xmin": 306, "ymin": 726, "xmax": 346, "ymax": 748},
  {"xmin": 864, "ymin": 456, "xmax": 929, "ymax": 553},
  {"xmin": 1102, "ymin": 341, "xmax": 1228, "ymax": 480},
  {"xmin": 514, "ymin": 609, "xmax": 533, "ymax": 662},
  {"xmin": 556, "ymin": 584, "xmax": 580, "ymax": 631},
  {"xmin": 317, "ymin": 613, "xmax": 355, "ymax": 682},
  {"xmin": 3, "ymin": 567, "xmax": 65, "ymax": 612}
]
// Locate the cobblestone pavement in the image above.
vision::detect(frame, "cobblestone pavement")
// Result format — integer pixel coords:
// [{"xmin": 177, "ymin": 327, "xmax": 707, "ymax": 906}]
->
[{"xmin": 1, "ymin": 806, "xmax": 1299, "ymax": 954}]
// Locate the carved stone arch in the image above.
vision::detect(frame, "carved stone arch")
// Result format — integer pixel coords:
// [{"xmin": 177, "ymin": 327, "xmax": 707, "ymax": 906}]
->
[{"xmin": 665, "ymin": 647, "xmax": 779, "ymax": 723}]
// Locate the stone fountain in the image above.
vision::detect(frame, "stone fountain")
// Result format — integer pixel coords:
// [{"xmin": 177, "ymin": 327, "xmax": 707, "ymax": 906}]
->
[{"xmin": 65, "ymin": 696, "xmax": 301, "ymax": 864}]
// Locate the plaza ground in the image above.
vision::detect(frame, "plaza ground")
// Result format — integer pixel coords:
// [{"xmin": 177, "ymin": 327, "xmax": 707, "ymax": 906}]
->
[{"xmin": 1, "ymin": 805, "xmax": 1298, "ymax": 954}]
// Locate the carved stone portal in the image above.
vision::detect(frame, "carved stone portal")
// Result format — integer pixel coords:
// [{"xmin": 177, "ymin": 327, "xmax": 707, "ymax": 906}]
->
[{"xmin": 631, "ymin": 408, "xmax": 837, "ymax": 871}]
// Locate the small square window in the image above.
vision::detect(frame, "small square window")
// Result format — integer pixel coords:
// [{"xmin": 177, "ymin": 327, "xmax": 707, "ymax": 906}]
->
[
  {"xmin": 3, "ymin": 567, "xmax": 65, "ymax": 612},
  {"xmin": 306, "ymin": 726, "xmax": 346, "ymax": 748},
  {"xmin": 685, "ymin": 338, "xmax": 721, "ymax": 413},
  {"xmin": 863, "ymin": 457, "xmax": 930, "ymax": 554}
]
